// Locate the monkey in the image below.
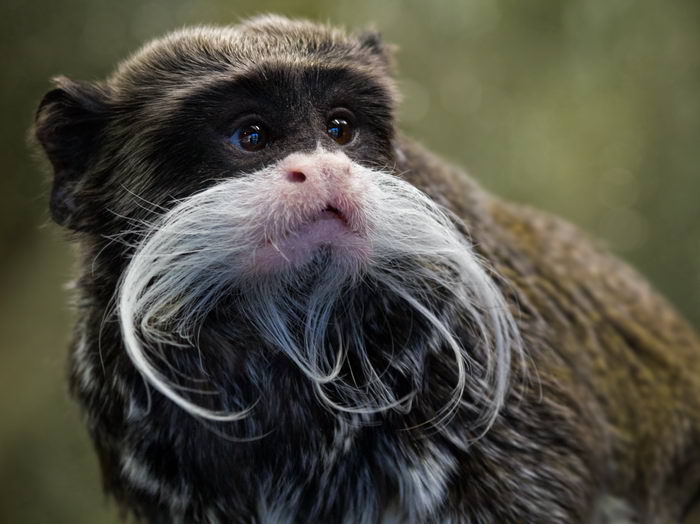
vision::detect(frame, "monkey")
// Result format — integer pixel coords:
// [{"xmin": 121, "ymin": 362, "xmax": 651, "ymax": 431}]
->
[{"xmin": 32, "ymin": 14, "xmax": 700, "ymax": 524}]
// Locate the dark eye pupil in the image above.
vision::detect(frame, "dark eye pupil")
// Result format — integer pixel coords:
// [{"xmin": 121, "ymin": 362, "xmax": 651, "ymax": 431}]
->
[
  {"xmin": 242, "ymin": 126, "xmax": 261, "ymax": 145},
  {"xmin": 327, "ymin": 118, "xmax": 352, "ymax": 145},
  {"xmin": 233, "ymin": 124, "xmax": 268, "ymax": 152}
]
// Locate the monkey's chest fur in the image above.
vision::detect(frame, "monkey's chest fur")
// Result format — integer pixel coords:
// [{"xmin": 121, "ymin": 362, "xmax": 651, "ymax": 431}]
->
[
  {"xmin": 71, "ymin": 325, "xmax": 583, "ymax": 524},
  {"xmin": 71, "ymin": 280, "xmax": 478, "ymax": 523}
]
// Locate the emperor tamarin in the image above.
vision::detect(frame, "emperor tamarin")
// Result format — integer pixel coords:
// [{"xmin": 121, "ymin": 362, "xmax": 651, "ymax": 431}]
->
[{"xmin": 32, "ymin": 15, "xmax": 700, "ymax": 524}]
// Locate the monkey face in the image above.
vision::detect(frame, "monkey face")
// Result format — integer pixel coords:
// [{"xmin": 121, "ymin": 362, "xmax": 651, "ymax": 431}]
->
[
  {"xmin": 35, "ymin": 17, "xmax": 518, "ymax": 429},
  {"xmin": 120, "ymin": 56, "xmax": 398, "ymax": 274},
  {"xmin": 32, "ymin": 18, "xmax": 396, "ymax": 235},
  {"xmin": 95, "ymin": 22, "xmax": 399, "ymax": 275}
]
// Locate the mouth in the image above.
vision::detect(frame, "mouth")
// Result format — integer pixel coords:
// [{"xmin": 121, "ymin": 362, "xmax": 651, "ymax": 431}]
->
[
  {"xmin": 252, "ymin": 203, "xmax": 368, "ymax": 272},
  {"xmin": 322, "ymin": 205, "xmax": 349, "ymax": 224}
]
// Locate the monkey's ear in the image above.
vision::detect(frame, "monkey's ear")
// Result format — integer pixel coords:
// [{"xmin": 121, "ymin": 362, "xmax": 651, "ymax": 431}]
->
[
  {"xmin": 356, "ymin": 29, "xmax": 397, "ymax": 74},
  {"xmin": 34, "ymin": 76, "xmax": 110, "ymax": 230}
]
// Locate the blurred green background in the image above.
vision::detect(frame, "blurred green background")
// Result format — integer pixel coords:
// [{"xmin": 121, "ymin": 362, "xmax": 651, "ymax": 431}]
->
[{"xmin": 1, "ymin": 0, "xmax": 699, "ymax": 522}]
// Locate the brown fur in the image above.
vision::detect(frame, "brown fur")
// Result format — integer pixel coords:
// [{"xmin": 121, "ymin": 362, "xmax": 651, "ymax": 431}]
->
[{"xmin": 398, "ymin": 138, "xmax": 700, "ymax": 521}]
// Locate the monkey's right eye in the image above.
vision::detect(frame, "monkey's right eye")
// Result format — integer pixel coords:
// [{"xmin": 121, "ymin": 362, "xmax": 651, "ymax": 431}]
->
[{"xmin": 230, "ymin": 124, "xmax": 270, "ymax": 152}]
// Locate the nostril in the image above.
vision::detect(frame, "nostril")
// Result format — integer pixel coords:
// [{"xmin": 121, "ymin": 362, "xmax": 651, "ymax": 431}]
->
[{"xmin": 287, "ymin": 171, "xmax": 306, "ymax": 183}]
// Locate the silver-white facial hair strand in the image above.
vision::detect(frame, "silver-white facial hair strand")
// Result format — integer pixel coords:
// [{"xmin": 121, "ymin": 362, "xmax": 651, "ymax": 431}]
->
[
  {"xmin": 117, "ymin": 163, "xmax": 521, "ymax": 429},
  {"xmin": 362, "ymin": 172, "xmax": 518, "ymax": 429}
]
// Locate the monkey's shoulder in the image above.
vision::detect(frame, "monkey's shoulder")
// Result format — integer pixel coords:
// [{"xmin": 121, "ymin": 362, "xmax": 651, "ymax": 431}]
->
[
  {"xmin": 488, "ymin": 196, "xmax": 699, "ymax": 352},
  {"xmin": 396, "ymin": 135, "xmax": 700, "ymax": 369}
]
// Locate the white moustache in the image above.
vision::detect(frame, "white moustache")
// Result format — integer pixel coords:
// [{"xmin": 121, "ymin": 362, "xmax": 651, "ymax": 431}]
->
[{"xmin": 118, "ymin": 151, "xmax": 521, "ymax": 431}]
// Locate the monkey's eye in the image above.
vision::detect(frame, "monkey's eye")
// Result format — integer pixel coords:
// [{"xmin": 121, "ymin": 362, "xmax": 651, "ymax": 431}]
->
[
  {"xmin": 230, "ymin": 123, "xmax": 269, "ymax": 152},
  {"xmin": 326, "ymin": 118, "xmax": 353, "ymax": 145}
]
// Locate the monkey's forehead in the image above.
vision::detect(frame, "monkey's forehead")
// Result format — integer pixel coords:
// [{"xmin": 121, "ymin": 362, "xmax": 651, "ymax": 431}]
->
[{"xmin": 108, "ymin": 16, "xmax": 387, "ymax": 94}]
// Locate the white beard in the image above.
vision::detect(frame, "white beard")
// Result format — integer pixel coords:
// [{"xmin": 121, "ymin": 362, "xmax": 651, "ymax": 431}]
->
[{"xmin": 117, "ymin": 151, "xmax": 521, "ymax": 432}]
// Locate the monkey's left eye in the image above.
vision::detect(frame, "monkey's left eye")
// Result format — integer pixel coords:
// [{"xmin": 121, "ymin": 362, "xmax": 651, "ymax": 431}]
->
[
  {"xmin": 326, "ymin": 118, "xmax": 353, "ymax": 145},
  {"xmin": 230, "ymin": 123, "xmax": 270, "ymax": 152}
]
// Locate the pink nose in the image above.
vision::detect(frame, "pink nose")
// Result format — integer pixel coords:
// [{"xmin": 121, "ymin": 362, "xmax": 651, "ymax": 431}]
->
[
  {"xmin": 267, "ymin": 151, "xmax": 365, "ymax": 237},
  {"xmin": 280, "ymin": 151, "xmax": 352, "ymax": 186}
]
